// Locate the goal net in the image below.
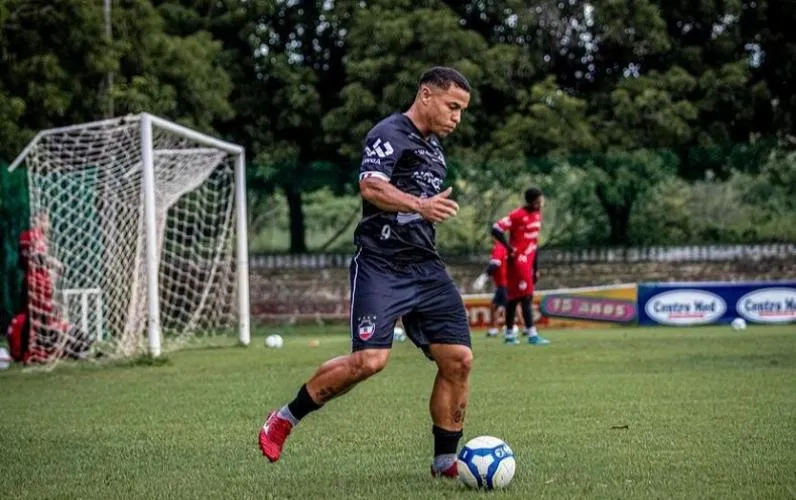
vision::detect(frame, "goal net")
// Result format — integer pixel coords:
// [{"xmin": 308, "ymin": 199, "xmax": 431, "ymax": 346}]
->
[{"xmin": 9, "ymin": 114, "xmax": 250, "ymax": 366}]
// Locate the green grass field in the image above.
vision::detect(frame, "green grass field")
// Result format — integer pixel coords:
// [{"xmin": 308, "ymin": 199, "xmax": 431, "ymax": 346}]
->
[{"xmin": 1, "ymin": 325, "xmax": 795, "ymax": 499}]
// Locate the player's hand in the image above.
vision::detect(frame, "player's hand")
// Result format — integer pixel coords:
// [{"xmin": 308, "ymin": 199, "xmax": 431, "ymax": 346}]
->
[{"xmin": 418, "ymin": 187, "xmax": 459, "ymax": 223}]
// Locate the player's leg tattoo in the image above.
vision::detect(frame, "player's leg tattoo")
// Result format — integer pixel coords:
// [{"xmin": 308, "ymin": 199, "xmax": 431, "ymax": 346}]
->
[
  {"xmin": 317, "ymin": 387, "xmax": 337, "ymax": 403},
  {"xmin": 317, "ymin": 384, "xmax": 356, "ymax": 403},
  {"xmin": 428, "ymin": 344, "xmax": 470, "ymax": 474},
  {"xmin": 453, "ymin": 402, "xmax": 467, "ymax": 424},
  {"xmin": 305, "ymin": 350, "xmax": 389, "ymax": 405},
  {"xmin": 282, "ymin": 351, "xmax": 388, "ymax": 425},
  {"xmin": 428, "ymin": 344, "xmax": 473, "ymax": 431}
]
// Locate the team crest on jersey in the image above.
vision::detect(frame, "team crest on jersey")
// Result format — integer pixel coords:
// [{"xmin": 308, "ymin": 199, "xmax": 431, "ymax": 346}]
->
[
  {"xmin": 519, "ymin": 281, "xmax": 528, "ymax": 291},
  {"xmin": 357, "ymin": 315, "xmax": 377, "ymax": 341}
]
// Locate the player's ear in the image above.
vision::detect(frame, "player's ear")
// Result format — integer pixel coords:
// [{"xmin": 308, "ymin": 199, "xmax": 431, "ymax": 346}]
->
[{"xmin": 419, "ymin": 85, "xmax": 433, "ymax": 104}]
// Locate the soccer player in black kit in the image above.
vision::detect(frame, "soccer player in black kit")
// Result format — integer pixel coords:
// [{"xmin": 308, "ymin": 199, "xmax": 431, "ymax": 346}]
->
[{"xmin": 259, "ymin": 67, "xmax": 473, "ymax": 479}]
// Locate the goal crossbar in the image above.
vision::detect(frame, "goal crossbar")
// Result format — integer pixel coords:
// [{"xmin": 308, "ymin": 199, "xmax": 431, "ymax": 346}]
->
[{"xmin": 9, "ymin": 113, "xmax": 243, "ymax": 172}]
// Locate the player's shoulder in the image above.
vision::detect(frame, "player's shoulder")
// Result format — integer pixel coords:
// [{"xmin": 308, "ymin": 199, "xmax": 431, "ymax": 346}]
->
[
  {"xmin": 366, "ymin": 113, "xmax": 411, "ymax": 141},
  {"xmin": 509, "ymin": 206, "xmax": 528, "ymax": 219}
]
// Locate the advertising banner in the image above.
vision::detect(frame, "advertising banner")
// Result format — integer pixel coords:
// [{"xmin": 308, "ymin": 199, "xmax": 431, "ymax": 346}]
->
[
  {"xmin": 638, "ymin": 281, "xmax": 796, "ymax": 326},
  {"xmin": 462, "ymin": 283, "xmax": 638, "ymax": 330}
]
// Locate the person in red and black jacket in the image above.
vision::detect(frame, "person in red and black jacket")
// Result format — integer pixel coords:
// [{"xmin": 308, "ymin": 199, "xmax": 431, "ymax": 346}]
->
[{"xmin": 10, "ymin": 212, "xmax": 60, "ymax": 363}]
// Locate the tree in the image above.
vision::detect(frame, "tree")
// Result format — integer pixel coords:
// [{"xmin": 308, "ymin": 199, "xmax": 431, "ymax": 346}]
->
[
  {"xmin": 742, "ymin": 0, "xmax": 796, "ymax": 136},
  {"xmin": 0, "ymin": 90, "xmax": 26, "ymax": 163},
  {"xmin": 573, "ymin": 149, "xmax": 679, "ymax": 244},
  {"xmin": 490, "ymin": 75, "xmax": 599, "ymax": 162},
  {"xmin": 0, "ymin": 0, "xmax": 114, "ymax": 158},
  {"xmin": 322, "ymin": 3, "xmax": 490, "ymax": 160},
  {"xmin": 111, "ymin": 0, "xmax": 234, "ymax": 130},
  {"xmin": 595, "ymin": 65, "xmax": 698, "ymax": 150},
  {"xmin": 156, "ymin": 0, "xmax": 359, "ymax": 252},
  {"xmin": 0, "ymin": 0, "xmax": 233, "ymax": 155}
]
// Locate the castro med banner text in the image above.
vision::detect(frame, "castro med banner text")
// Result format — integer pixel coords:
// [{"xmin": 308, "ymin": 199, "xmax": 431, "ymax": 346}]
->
[{"xmin": 638, "ymin": 281, "xmax": 796, "ymax": 326}]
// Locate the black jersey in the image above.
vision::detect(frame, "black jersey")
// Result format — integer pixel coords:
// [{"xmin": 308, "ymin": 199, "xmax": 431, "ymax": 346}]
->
[{"xmin": 353, "ymin": 113, "xmax": 449, "ymax": 260}]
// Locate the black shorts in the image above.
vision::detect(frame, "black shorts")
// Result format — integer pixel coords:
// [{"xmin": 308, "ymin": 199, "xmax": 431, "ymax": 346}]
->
[
  {"xmin": 492, "ymin": 286, "xmax": 508, "ymax": 307},
  {"xmin": 349, "ymin": 249, "xmax": 471, "ymax": 358}
]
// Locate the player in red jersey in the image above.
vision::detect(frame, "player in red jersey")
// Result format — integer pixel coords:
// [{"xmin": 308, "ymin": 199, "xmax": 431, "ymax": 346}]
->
[
  {"xmin": 491, "ymin": 187, "xmax": 550, "ymax": 345},
  {"xmin": 484, "ymin": 242, "xmax": 514, "ymax": 338}
]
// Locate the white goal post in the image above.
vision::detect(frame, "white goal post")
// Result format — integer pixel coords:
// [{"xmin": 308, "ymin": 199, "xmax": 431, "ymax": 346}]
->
[{"xmin": 9, "ymin": 113, "xmax": 250, "ymax": 363}]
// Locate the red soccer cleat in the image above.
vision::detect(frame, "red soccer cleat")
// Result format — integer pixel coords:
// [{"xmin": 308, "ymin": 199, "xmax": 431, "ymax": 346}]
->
[
  {"xmin": 431, "ymin": 461, "xmax": 458, "ymax": 479},
  {"xmin": 258, "ymin": 410, "xmax": 294, "ymax": 462}
]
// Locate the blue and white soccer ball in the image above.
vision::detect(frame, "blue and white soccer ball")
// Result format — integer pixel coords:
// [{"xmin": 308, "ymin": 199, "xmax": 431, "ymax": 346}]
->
[
  {"xmin": 457, "ymin": 436, "xmax": 516, "ymax": 490},
  {"xmin": 393, "ymin": 326, "xmax": 406, "ymax": 342},
  {"xmin": 731, "ymin": 317, "xmax": 747, "ymax": 331}
]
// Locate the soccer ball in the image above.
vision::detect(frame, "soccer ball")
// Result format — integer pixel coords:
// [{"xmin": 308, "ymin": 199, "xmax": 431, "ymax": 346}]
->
[
  {"xmin": 731, "ymin": 318, "xmax": 747, "ymax": 331},
  {"xmin": 265, "ymin": 334, "xmax": 284, "ymax": 349},
  {"xmin": 393, "ymin": 326, "xmax": 406, "ymax": 342},
  {"xmin": 0, "ymin": 347, "xmax": 11, "ymax": 370},
  {"xmin": 457, "ymin": 436, "xmax": 516, "ymax": 490}
]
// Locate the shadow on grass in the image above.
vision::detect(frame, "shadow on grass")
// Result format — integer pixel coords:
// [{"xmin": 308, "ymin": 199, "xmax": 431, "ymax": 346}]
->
[{"xmin": 112, "ymin": 354, "xmax": 173, "ymax": 368}]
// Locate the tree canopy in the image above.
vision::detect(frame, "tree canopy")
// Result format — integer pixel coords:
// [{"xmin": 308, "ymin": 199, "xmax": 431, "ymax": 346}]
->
[{"xmin": 1, "ymin": 0, "xmax": 794, "ymax": 252}]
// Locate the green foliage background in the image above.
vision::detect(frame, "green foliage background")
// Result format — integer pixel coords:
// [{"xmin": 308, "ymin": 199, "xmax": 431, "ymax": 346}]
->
[{"xmin": 2, "ymin": 0, "xmax": 795, "ymax": 275}]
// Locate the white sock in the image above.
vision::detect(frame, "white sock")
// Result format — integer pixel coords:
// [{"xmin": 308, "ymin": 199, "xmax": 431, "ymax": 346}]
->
[
  {"xmin": 526, "ymin": 327, "xmax": 538, "ymax": 337},
  {"xmin": 276, "ymin": 406, "xmax": 299, "ymax": 426},
  {"xmin": 433, "ymin": 453, "xmax": 456, "ymax": 472},
  {"xmin": 505, "ymin": 328, "xmax": 516, "ymax": 338}
]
